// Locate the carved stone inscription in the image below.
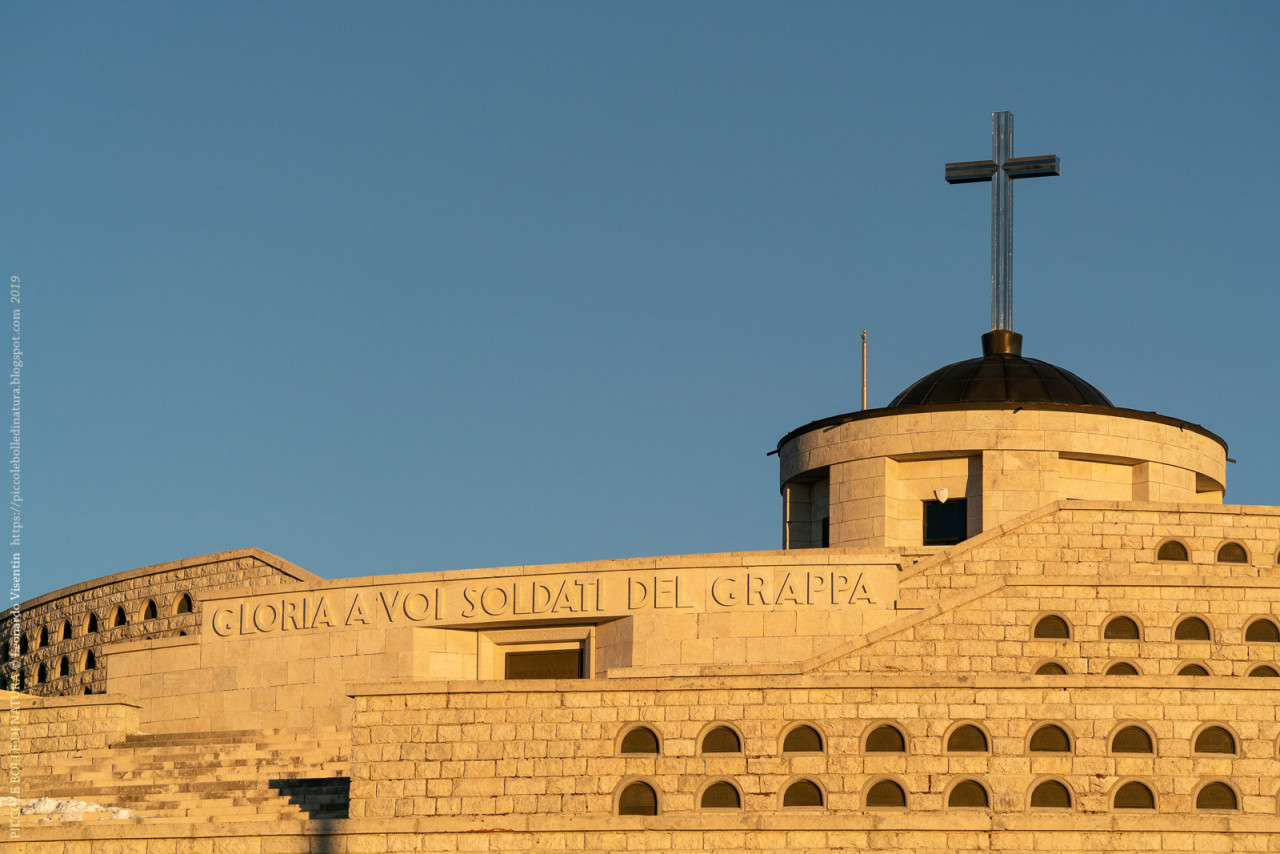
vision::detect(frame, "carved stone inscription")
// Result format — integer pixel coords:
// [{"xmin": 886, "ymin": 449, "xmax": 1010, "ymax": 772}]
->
[{"xmin": 208, "ymin": 565, "xmax": 894, "ymax": 637}]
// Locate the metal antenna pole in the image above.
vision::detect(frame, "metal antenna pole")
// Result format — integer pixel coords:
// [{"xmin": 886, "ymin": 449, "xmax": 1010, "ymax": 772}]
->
[{"xmin": 861, "ymin": 330, "xmax": 867, "ymax": 411}]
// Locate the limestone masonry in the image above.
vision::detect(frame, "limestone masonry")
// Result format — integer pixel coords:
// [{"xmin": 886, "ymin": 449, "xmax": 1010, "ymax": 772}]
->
[
  {"xmin": 6, "ymin": 125, "xmax": 1276, "ymax": 851},
  {"xmin": 10, "ymin": 370, "xmax": 1280, "ymax": 851}
]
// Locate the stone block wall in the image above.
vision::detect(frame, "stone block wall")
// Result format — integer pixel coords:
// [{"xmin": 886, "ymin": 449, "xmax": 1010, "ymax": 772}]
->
[
  {"xmin": 16, "ymin": 816, "xmax": 1280, "ymax": 852},
  {"xmin": 348, "ymin": 676, "xmax": 1280, "ymax": 821},
  {"xmin": 0, "ymin": 690, "xmax": 139, "ymax": 774},
  {"xmin": 0, "ymin": 548, "xmax": 317, "ymax": 698},
  {"xmin": 897, "ymin": 502, "xmax": 1280, "ymax": 596},
  {"xmin": 816, "ymin": 578, "xmax": 1280, "ymax": 677}
]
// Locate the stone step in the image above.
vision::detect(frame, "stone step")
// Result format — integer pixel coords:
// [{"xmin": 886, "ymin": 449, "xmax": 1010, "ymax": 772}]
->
[{"xmin": 21, "ymin": 727, "xmax": 353, "ymax": 823}]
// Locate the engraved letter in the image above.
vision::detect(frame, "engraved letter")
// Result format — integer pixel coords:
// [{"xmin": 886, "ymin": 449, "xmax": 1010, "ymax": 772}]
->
[
  {"xmin": 346, "ymin": 593, "xmax": 371, "ymax": 626},
  {"xmin": 282, "ymin": 598, "xmax": 304, "ymax": 631},
  {"xmin": 211, "ymin": 607, "xmax": 235, "ymax": 637},
  {"xmin": 551, "ymin": 580, "xmax": 577, "ymax": 613},
  {"xmin": 851, "ymin": 572, "xmax": 874, "ymax": 604},
  {"xmin": 711, "ymin": 575, "xmax": 740, "ymax": 607},
  {"xmin": 311, "ymin": 596, "xmax": 334, "ymax": 628},
  {"xmin": 774, "ymin": 572, "xmax": 802, "ymax": 605},
  {"xmin": 461, "ymin": 586, "xmax": 478, "ymax": 619},
  {"xmin": 533, "ymin": 582, "xmax": 554, "ymax": 613},
  {"xmin": 379, "ymin": 590, "xmax": 402, "ymax": 622},
  {"xmin": 655, "ymin": 577, "xmax": 677, "ymax": 609},
  {"xmin": 252, "ymin": 602, "xmax": 279, "ymax": 633},
  {"xmin": 402, "ymin": 591, "xmax": 431, "ymax": 621},
  {"xmin": 481, "ymin": 585, "xmax": 509, "ymax": 617},
  {"xmin": 830, "ymin": 573, "xmax": 852, "ymax": 605},
  {"xmin": 806, "ymin": 572, "xmax": 827, "ymax": 605},
  {"xmin": 628, "ymin": 577, "xmax": 649, "ymax": 609}
]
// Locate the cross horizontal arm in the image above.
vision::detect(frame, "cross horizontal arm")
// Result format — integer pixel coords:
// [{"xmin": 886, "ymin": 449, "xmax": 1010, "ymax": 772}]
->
[
  {"xmin": 1004, "ymin": 154, "xmax": 1061, "ymax": 179},
  {"xmin": 944, "ymin": 160, "xmax": 998, "ymax": 184}
]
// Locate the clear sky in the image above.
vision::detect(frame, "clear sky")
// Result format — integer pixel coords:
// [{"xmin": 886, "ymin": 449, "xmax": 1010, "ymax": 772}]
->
[{"xmin": 4, "ymin": 2, "xmax": 1278, "ymax": 601}]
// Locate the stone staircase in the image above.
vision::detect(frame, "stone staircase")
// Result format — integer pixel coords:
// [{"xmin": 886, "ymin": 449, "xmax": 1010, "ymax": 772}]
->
[{"xmin": 18, "ymin": 728, "xmax": 351, "ymax": 822}]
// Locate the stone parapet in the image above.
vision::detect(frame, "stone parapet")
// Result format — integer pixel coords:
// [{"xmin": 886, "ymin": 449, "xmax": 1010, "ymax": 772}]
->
[
  {"xmin": 0, "ymin": 548, "xmax": 317, "ymax": 698},
  {"xmin": 14, "ymin": 814, "xmax": 1280, "ymax": 852}
]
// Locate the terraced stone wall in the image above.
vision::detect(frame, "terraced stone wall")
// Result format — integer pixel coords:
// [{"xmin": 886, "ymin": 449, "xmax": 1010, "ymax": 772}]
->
[
  {"xmin": 15, "ymin": 818, "xmax": 1280, "ymax": 852},
  {"xmin": 0, "ymin": 548, "xmax": 316, "ymax": 697},
  {"xmin": 348, "ymin": 676, "xmax": 1280, "ymax": 821},
  {"xmin": 899, "ymin": 502, "xmax": 1280, "ymax": 596},
  {"xmin": 0, "ymin": 690, "xmax": 138, "ymax": 776}
]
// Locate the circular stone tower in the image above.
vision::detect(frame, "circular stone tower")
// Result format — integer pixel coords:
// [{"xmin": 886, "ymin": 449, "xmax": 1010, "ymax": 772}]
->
[
  {"xmin": 775, "ymin": 332, "xmax": 1226, "ymax": 551},
  {"xmin": 776, "ymin": 112, "xmax": 1228, "ymax": 552}
]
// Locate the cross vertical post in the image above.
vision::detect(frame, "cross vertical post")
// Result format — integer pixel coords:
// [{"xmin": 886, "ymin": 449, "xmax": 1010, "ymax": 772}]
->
[{"xmin": 945, "ymin": 112, "xmax": 1060, "ymax": 335}]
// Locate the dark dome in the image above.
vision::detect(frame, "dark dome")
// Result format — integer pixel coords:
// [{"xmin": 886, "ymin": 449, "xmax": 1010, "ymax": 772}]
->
[{"xmin": 888, "ymin": 331, "xmax": 1113, "ymax": 408}]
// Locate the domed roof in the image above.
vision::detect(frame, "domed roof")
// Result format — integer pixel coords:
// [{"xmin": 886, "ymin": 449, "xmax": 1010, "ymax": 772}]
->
[{"xmin": 888, "ymin": 331, "xmax": 1113, "ymax": 408}]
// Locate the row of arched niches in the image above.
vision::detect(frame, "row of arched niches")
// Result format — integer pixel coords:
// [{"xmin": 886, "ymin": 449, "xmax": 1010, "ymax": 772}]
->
[
  {"xmin": 611, "ymin": 722, "xmax": 1258, "ymax": 815},
  {"xmin": 1, "ymin": 593, "xmax": 197, "ymax": 694},
  {"xmin": 1029, "ymin": 612, "xmax": 1280, "ymax": 676}
]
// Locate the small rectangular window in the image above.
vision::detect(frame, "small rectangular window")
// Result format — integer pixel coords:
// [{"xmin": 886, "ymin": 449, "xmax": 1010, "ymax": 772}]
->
[
  {"xmin": 504, "ymin": 648, "xmax": 584, "ymax": 679},
  {"xmin": 923, "ymin": 499, "xmax": 967, "ymax": 545}
]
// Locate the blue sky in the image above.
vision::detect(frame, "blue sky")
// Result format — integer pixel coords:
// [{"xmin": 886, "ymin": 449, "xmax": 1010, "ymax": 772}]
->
[{"xmin": 4, "ymin": 2, "xmax": 1278, "ymax": 600}]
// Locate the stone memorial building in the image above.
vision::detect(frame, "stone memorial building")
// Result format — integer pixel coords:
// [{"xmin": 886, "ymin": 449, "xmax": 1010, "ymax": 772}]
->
[{"xmin": 6, "ymin": 115, "xmax": 1279, "ymax": 851}]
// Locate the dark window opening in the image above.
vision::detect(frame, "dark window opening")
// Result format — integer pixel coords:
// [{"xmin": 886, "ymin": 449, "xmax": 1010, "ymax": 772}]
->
[
  {"xmin": 1104, "ymin": 616, "xmax": 1140, "ymax": 640},
  {"xmin": 700, "ymin": 781, "xmax": 741, "ymax": 809},
  {"xmin": 1106, "ymin": 661, "xmax": 1139, "ymax": 675},
  {"xmin": 61, "ymin": 620, "xmax": 73, "ymax": 640},
  {"xmin": 866, "ymin": 779, "xmax": 906, "ymax": 808},
  {"xmin": 1033, "ymin": 615, "xmax": 1070, "ymax": 639},
  {"xmin": 1196, "ymin": 782, "xmax": 1237, "ymax": 811},
  {"xmin": 702, "ymin": 726, "xmax": 741, "ymax": 754},
  {"xmin": 947, "ymin": 725, "xmax": 988, "ymax": 753},
  {"xmin": 1030, "ymin": 780, "xmax": 1072, "ymax": 809},
  {"xmin": 1114, "ymin": 781, "xmax": 1155, "ymax": 809},
  {"xmin": 923, "ymin": 499, "xmax": 967, "ymax": 546},
  {"xmin": 175, "ymin": 594, "xmax": 193, "ymax": 614},
  {"xmin": 620, "ymin": 727, "xmax": 659, "ymax": 755},
  {"xmin": 948, "ymin": 780, "xmax": 989, "ymax": 808},
  {"xmin": 143, "ymin": 600, "xmax": 158, "ymax": 620},
  {"xmin": 865, "ymin": 725, "xmax": 906, "ymax": 753},
  {"xmin": 618, "ymin": 782, "xmax": 657, "ymax": 816},
  {"xmin": 1178, "ymin": 663, "xmax": 1209, "ymax": 676},
  {"xmin": 58, "ymin": 656, "xmax": 70, "ymax": 677},
  {"xmin": 782, "ymin": 780, "xmax": 823, "ymax": 808},
  {"xmin": 782, "ymin": 725, "xmax": 823, "ymax": 753},
  {"xmin": 1217, "ymin": 542, "xmax": 1247, "ymax": 563},
  {"xmin": 503, "ymin": 648, "xmax": 583, "ymax": 680},
  {"xmin": 1035, "ymin": 661, "xmax": 1067, "ymax": 675},
  {"xmin": 820, "ymin": 517, "xmax": 829, "ymax": 547},
  {"xmin": 1245, "ymin": 619, "xmax": 1280, "ymax": 643},
  {"xmin": 1029, "ymin": 725, "xmax": 1071, "ymax": 753},
  {"xmin": 1112, "ymin": 727, "xmax": 1153, "ymax": 754},
  {"xmin": 1194, "ymin": 727, "xmax": 1235, "ymax": 755},
  {"xmin": 1158, "ymin": 541, "xmax": 1188, "ymax": 561},
  {"xmin": 1174, "ymin": 617, "xmax": 1210, "ymax": 640}
]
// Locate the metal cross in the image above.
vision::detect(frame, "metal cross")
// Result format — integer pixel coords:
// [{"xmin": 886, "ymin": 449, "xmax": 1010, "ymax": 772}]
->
[{"xmin": 945, "ymin": 112, "xmax": 1060, "ymax": 332}]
